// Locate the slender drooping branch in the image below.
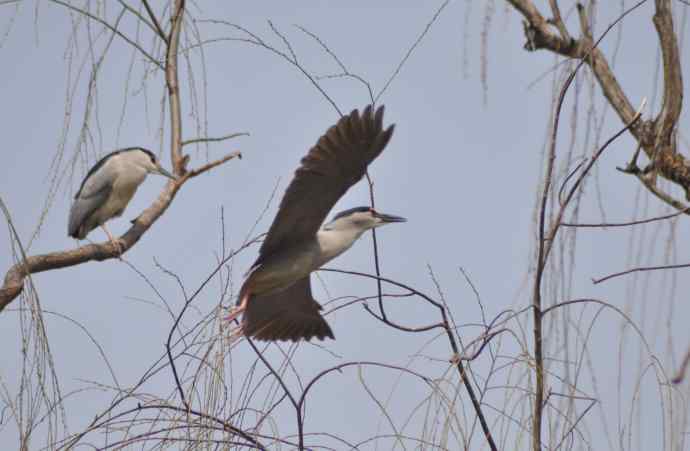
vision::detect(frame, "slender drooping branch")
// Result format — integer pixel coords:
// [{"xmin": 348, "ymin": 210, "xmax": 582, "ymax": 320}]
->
[
  {"xmin": 525, "ymin": 2, "xmax": 648, "ymax": 446},
  {"xmin": 182, "ymin": 132, "xmax": 249, "ymax": 147},
  {"xmin": 320, "ymin": 267, "xmax": 499, "ymax": 451},
  {"xmin": 50, "ymin": 0, "xmax": 163, "ymax": 69}
]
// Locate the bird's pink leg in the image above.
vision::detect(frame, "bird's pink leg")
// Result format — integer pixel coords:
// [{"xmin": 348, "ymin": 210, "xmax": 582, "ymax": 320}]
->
[
  {"xmin": 229, "ymin": 324, "xmax": 245, "ymax": 343},
  {"xmin": 226, "ymin": 290, "xmax": 250, "ymax": 323},
  {"xmin": 101, "ymin": 224, "xmax": 123, "ymax": 257}
]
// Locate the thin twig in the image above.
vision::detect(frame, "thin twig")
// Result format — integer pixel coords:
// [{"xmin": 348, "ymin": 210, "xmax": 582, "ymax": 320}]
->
[
  {"xmin": 320, "ymin": 267, "xmax": 498, "ymax": 451},
  {"xmin": 49, "ymin": 0, "xmax": 162, "ymax": 69},
  {"xmin": 593, "ymin": 261, "xmax": 690, "ymax": 285},
  {"xmin": 182, "ymin": 151, "xmax": 242, "ymax": 179},
  {"xmin": 182, "ymin": 132, "xmax": 248, "ymax": 147},
  {"xmin": 199, "ymin": 20, "xmax": 343, "ymax": 117},
  {"xmin": 363, "ymin": 304, "xmax": 444, "ymax": 333},
  {"xmin": 375, "ymin": 0, "xmax": 450, "ymax": 102},
  {"xmin": 364, "ymin": 173, "xmax": 386, "ymax": 321},
  {"xmin": 561, "ymin": 208, "xmax": 689, "ymax": 227}
]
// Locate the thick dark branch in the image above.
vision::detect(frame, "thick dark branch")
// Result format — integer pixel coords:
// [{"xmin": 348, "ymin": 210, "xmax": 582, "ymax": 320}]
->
[
  {"xmin": 517, "ymin": 0, "xmax": 642, "ymax": 126},
  {"xmin": 507, "ymin": 0, "xmax": 690, "ymax": 205},
  {"xmin": 652, "ymin": 0, "xmax": 683, "ymax": 144},
  {"xmin": 116, "ymin": 0, "xmax": 163, "ymax": 42},
  {"xmin": 548, "ymin": 0, "xmax": 570, "ymax": 41},
  {"xmin": 142, "ymin": 0, "xmax": 168, "ymax": 43}
]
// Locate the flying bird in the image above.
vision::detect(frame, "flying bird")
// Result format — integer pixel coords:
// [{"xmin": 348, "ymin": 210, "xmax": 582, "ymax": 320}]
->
[
  {"xmin": 229, "ymin": 105, "xmax": 405, "ymax": 342},
  {"xmin": 68, "ymin": 147, "xmax": 176, "ymax": 249}
]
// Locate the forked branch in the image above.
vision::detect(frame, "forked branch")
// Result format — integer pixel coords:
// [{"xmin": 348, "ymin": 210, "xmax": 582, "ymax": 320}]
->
[{"xmin": 507, "ymin": 0, "xmax": 688, "ymax": 204}]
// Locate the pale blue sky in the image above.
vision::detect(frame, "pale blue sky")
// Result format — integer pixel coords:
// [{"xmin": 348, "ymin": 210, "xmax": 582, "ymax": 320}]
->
[{"xmin": 0, "ymin": 1, "xmax": 688, "ymax": 450}]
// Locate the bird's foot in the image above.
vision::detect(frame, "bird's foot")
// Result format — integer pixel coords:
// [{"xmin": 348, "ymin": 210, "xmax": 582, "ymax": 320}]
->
[
  {"xmin": 225, "ymin": 305, "xmax": 246, "ymax": 323},
  {"xmin": 101, "ymin": 224, "xmax": 124, "ymax": 259},
  {"xmin": 225, "ymin": 291, "xmax": 249, "ymax": 323},
  {"xmin": 107, "ymin": 237, "xmax": 125, "ymax": 259}
]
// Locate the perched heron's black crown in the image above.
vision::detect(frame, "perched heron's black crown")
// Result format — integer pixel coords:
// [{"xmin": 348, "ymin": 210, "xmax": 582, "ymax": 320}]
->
[{"xmin": 331, "ymin": 206, "xmax": 372, "ymax": 221}]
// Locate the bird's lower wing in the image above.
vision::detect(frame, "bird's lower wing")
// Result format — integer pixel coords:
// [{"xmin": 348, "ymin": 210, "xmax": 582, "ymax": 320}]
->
[
  {"xmin": 242, "ymin": 277, "xmax": 334, "ymax": 342},
  {"xmin": 68, "ymin": 183, "xmax": 113, "ymax": 238}
]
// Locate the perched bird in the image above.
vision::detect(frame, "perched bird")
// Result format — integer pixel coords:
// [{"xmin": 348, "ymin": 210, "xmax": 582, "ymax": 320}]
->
[
  {"xmin": 68, "ymin": 147, "xmax": 176, "ymax": 248},
  {"xmin": 229, "ymin": 105, "xmax": 406, "ymax": 342}
]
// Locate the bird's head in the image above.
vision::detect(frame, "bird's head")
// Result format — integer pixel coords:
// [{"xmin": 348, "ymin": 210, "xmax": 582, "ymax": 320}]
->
[
  {"xmin": 126, "ymin": 148, "xmax": 177, "ymax": 180},
  {"xmin": 324, "ymin": 206, "xmax": 406, "ymax": 232}
]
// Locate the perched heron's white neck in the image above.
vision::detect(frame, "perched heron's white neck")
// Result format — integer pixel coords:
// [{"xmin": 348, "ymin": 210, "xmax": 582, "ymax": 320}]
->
[{"xmin": 315, "ymin": 226, "xmax": 368, "ymax": 266}]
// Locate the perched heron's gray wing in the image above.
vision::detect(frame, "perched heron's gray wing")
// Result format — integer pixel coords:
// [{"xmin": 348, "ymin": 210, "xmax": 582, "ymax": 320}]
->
[
  {"xmin": 255, "ymin": 105, "xmax": 394, "ymax": 265},
  {"xmin": 242, "ymin": 277, "xmax": 334, "ymax": 341},
  {"xmin": 68, "ymin": 164, "xmax": 114, "ymax": 238}
]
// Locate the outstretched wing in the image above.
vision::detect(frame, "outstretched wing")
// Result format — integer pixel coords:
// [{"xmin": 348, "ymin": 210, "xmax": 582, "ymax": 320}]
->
[
  {"xmin": 242, "ymin": 277, "xmax": 334, "ymax": 341},
  {"xmin": 255, "ymin": 105, "xmax": 394, "ymax": 266},
  {"xmin": 68, "ymin": 161, "xmax": 114, "ymax": 238}
]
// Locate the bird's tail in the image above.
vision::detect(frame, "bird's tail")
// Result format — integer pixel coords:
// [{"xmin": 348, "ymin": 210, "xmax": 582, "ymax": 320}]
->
[
  {"xmin": 244, "ymin": 307, "xmax": 334, "ymax": 342},
  {"xmin": 241, "ymin": 289, "xmax": 335, "ymax": 342}
]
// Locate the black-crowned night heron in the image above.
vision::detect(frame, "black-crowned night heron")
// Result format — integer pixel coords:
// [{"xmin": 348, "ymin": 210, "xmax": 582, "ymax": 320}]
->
[
  {"xmin": 68, "ymin": 147, "xmax": 176, "ymax": 248},
  {"xmin": 229, "ymin": 105, "xmax": 405, "ymax": 342}
]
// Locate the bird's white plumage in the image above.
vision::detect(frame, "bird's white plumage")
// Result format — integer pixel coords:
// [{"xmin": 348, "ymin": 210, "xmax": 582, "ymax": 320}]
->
[{"xmin": 68, "ymin": 148, "xmax": 174, "ymax": 240}]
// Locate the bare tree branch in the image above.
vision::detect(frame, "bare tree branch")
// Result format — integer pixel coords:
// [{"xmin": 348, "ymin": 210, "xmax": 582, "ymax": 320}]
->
[
  {"xmin": 593, "ymin": 261, "xmax": 690, "ymax": 284},
  {"xmin": 506, "ymin": 0, "xmax": 690, "ymax": 204},
  {"xmin": 526, "ymin": 1, "xmax": 648, "ymax": 443},
  {"xmin": 320, "ymin": 267, "xmax": 499, "ymax": 451},
  {"xmin": 167, "ymin": 0, "xmax": 186, "ymax": 174},
  {"xmin": 182, "ymin": 132, "xmax": 248, "ymax": 147},
  {"xmin": 652, "ymin": 0, "xmax": 683, "ymax": 145},
  {"xmin": 561, "ymin": 208, "xmax": 689, "ymax": 227},
  {"xmin": 548, "ymin": 0, "xmax": 570, "ymax": 42},
  {"xmin": 142, "ymin": 0, "xmax": 168, "ymax": 43}
]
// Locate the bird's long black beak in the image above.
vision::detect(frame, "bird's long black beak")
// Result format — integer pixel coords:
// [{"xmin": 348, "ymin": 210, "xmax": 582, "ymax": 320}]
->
[
  {"xmin": 156, "ymin": 165, "xmax": 178, "ymax": 180},
  {"xmin": 375, "ymin": 212, "xmax": 407, "ymax": 223}
]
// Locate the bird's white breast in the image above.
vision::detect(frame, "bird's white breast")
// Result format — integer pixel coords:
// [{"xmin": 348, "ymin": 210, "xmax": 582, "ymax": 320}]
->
[
  {"xmin": 101, "ymin": 156, "xmax": 148, "ymax": 218},
  {"xmin": 245, "ymin": 228, "xmax": 366, "ymax": 297}
]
